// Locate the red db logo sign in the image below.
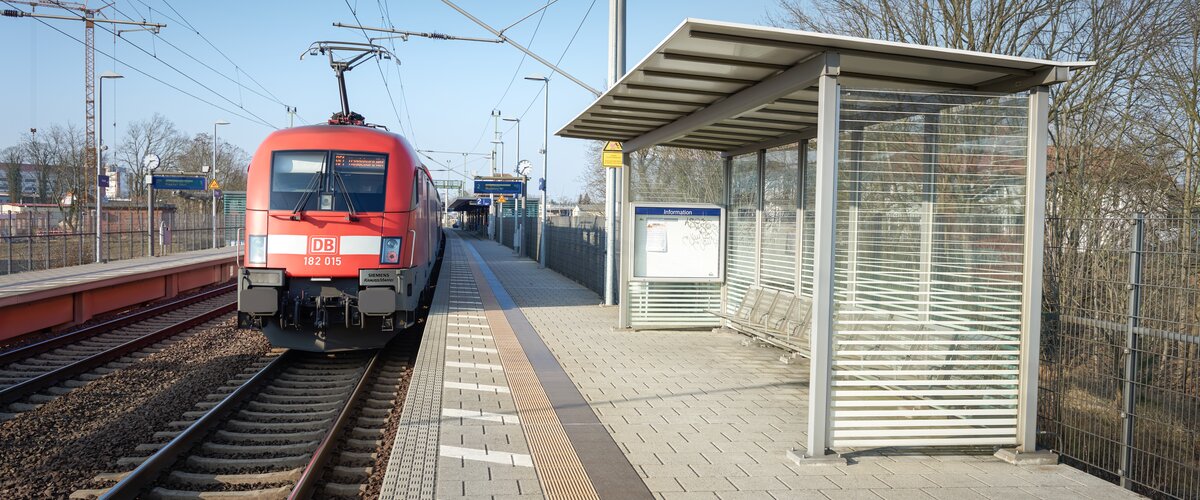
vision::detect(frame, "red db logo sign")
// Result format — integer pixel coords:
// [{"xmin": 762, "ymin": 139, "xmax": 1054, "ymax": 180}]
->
[{"xmin": 309, "ymin": 236, "xmax": 338, "ymax": 254}]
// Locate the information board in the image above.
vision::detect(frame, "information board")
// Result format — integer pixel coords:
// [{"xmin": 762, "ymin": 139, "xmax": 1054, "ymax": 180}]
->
[
  {"xmin": 632, "ymin": 204, "xmax": 723, "ymax": 281},
  {"xmin": 151, "ymin": 175, "xmax": 207, "ymax": 190},
  {"xmin": 474, "ymin": 180, "xmax": 524, "ymax": 195}
]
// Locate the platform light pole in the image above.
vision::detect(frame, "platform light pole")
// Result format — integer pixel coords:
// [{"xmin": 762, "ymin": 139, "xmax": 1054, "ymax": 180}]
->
[
  {"xmin": 96, "ymin": 71, "xmax": 123, "ymax": 263},
  {"xmin": 503, "ymin": 117, "xmax": 521, "ymax": 256},
  {"xmin": 524, "ymin": 74, "xmax": 549, "ymax": 269},
  {"xmin": 211, "ymin": 120, "xmax": 229, "ymax": 248}
]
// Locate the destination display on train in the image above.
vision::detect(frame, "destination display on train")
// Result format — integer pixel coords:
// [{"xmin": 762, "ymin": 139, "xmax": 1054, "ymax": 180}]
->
[{"xmin": 333, "ymin": 152, "xmax": 387, "ymax": 169}]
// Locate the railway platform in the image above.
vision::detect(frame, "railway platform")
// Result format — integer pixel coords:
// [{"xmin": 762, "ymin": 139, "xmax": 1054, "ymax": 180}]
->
[
  {"xmin": 380, "ymin": 231, "xmax": 1140, "ymax": 500},
  {"xmin": 0, "ymin": 247, "xmax": 237, "ymax": 340}
]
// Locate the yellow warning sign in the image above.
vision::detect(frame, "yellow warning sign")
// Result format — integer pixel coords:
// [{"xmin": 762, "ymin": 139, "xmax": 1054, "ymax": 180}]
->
[
  {"xmin": 208, "ymin": 179, "xmax": 220, "ymax": 190},
  {"xmin": 602, "ymin": 141, "xmax": 623, "ymax": 168}
]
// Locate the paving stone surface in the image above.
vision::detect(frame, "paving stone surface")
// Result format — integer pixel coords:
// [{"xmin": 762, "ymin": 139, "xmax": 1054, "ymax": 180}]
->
[{"xmin": 461, "ymin": 234, "xmax": 1144, "ymax": 500}]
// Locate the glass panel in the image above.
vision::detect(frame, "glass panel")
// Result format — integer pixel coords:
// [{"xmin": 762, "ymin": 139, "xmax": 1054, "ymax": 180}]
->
[
  {"xmin": 332, "ymin": 152, "xmax": 387, "ymax": 212},
  {"xmin": 628, "ymin": 147, "xmax": 724, "ymax": 204},
  {"xmin": 725, "ymin": 153, "xmax": 759, "ymax": 314},
  {"xmin": 830, "ymin": 89, "xmax": 1030, "ymax": 448},
  {"xmin": 762, "ymin": 144, "xmax": 799, "ymax": 292},
  {"xmin": 270, "ymin": 151, "xmax": 326, "ymax": 211},
  {"xmin": 799, "ymin": 139, "xmax": 817, "ymax": 297}
]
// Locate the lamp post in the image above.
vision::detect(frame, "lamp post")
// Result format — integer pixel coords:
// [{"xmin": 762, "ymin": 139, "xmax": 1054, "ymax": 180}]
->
[
  {"xmin": 212, "ymin": 120, "xmax": 230, "ymax": 248},
  {"xmin": 503, "ymin": 117, "xmax": 521, "ymax": 256},
  {"xmin": 96, "ymin": 71, "xmax": 123, "ymax": 263},
  {"xmin": 524, "ymin": 74, "xmax": 549, "ymax": 268}
]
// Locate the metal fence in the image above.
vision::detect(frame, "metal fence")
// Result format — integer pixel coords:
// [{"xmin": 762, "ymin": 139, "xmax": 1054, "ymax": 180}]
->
[
  {"xmin": 1, "ymin": 210, "xmax": 241, "ymax": 275},
  {"xmin": 1039, "ymin": 215, "xmax": 1200, "ymax": 499},
  {"xmin": 544, "ymin": 215, "xmax": 606, "ymax": 295}
]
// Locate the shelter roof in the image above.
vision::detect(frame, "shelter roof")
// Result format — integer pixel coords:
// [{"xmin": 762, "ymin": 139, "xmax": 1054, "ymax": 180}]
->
[{"xmin": 557, "ymin": 19, "xmax": 1090, "ymax": 154}]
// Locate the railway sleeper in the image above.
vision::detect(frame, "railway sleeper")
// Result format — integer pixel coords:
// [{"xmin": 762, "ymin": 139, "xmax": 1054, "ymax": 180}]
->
[
  {"xmin": 245, "ymin": 400, "xmax": 342, "ymax": 413},
  {"xmin": 253, "ymin": 392, "xmax": 349, "ymax": 405},
  {"xmin": 146, "ymin": 485, "xmax": 293, "ymax": 500},
  {"xmin": 347, "ymin": 426, "xmax": 383, "ymax": 440},
  {"xmin": 225, "ymin": 418, "xmax": 334, "ymax": 433},
  {"xmin": 261, "ymin": 385, "xmax": 349, "ymax": 397},
  {"xmin": 215, "ymin": 429, "xmax": 325, "ymax": 443},
  {"xmin": 185, "ymin": 452, "xmax": 311, "ymax": 471},
  {"xmin": 320, "ymin": 482, "xmax": 365, "ymax": 498},
  {"xmin": 235, "ymin": 407, "xmax": 339, "ymax": 421},
  {"xmin": 200, "ymin": 440, "xmax": 318, "ymax": 456},
  {"xmin": 165, "ymin": 468, "xmax": 303, "ymax": 487}
]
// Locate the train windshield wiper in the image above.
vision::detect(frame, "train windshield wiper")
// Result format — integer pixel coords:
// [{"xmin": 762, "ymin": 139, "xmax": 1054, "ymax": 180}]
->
[
  {"xmin": 290, "ymin": 169, "xmax": 324, "ymax": 220},
  {"xmin": 333, "ymin": 171, "xmax": 359, "ymax": 222}
]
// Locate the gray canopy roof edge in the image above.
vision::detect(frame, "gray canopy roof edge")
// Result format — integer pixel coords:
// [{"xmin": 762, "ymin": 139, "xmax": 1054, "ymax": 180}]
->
[{"xmin": 556, "ymin": 18, "xmax": 1092, "ymax": 156}]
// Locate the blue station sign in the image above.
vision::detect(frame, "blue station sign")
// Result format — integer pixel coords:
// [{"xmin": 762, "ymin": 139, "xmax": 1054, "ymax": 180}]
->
[
  {"xmin": 473, "ymin": 180, "xmax": 524, "ymax": 195},
  {"xmin": 151, "ymin": 175, "xmax": 207, "ymax": 190}
]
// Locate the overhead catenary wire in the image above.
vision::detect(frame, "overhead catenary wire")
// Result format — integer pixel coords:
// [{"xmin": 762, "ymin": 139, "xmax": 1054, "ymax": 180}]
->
[
  {"xmin": 105, "ymin": 3, "xmax": 300, "ymax": 122},
  {"xmin": 467, "ymin": 1, "xmax": 553, "ymax": 154},
  {"xmin": 343, "ymin": 0, "xmax": 409, "ymax": 138},
  {"xmin": 22, "ymin": 2, "xmax": 285, "ymax": 129},
  {"xmin": 7, "ymin": 3, "xmax": 279, "ymax": 130},
  {"xmin": 129, "ymin": 0, "xmax": 307, "ymax": 123}
]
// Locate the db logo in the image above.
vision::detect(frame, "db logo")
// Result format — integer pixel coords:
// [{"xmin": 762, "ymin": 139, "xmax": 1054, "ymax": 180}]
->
[{"xmin": 309, "ymin": 236, "xmax": 338, "ymax": 254}]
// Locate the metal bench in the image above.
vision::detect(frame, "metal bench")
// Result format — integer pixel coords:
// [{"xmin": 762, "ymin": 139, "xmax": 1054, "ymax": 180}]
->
[{"xmin": 710, "ymin": 286, "xmax": 813, "ymax": 357}]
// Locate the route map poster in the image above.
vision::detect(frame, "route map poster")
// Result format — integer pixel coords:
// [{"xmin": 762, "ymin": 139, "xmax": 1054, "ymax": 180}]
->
[{"xmin": 632, "ymin": 205, "xmax": 723, "ymax": 281}]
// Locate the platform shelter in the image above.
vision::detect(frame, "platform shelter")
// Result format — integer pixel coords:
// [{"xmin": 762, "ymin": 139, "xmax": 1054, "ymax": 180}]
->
[{"xmin": 558, "ymin": 20, "xmax": 1088, "ymax": 461}]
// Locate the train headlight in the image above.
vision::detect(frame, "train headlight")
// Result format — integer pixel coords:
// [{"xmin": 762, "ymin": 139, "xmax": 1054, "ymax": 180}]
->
[
  {"xmin": 380, "ymin": 237, "xmax": 402, "ymax": 264},
  {"xmin": 248, "ymin": 235, "xmax": 267, "ymax": 264}
]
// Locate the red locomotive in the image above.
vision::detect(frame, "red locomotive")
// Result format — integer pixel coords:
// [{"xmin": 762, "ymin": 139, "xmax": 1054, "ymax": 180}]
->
[{"xmin": 237, "ymin": 41, "xmax": 442, "ymax": 351}]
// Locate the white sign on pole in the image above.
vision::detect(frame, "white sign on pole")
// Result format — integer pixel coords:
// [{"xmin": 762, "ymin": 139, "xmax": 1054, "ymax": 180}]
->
[{"xmin": 631, "ymin": 204, "xmax": 724, "ymax": 281}]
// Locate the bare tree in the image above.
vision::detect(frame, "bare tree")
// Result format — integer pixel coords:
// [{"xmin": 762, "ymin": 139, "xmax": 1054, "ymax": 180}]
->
[
  {"xmin": 117, "ymin": 114, "xmax": 188, "ymax": 202},
  {"xmin": 2, "ymin": 146, "xmax": 23, "ymax": 203}
]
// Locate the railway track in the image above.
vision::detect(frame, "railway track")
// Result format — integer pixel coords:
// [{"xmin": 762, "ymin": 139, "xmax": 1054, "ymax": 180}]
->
[
  {"xmin": 79, "ymin": 343, "xmax": 412, "ymax": 499},
  {"xmin": 0, "ymin": 284, "xmax": 236, "ymax": 420}
]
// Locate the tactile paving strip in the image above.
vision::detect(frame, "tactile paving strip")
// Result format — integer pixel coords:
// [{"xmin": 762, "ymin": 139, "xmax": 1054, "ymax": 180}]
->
[
  {"xmin": 379, "ymin": 242, "xmax": 455, "ymax": 500},
  {"xmin": 464, "ymin": 242, "xmax": 600, "ymax": 500}
]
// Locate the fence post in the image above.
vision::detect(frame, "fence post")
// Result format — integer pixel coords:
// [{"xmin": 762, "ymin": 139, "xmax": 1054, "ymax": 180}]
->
[
  {"xmin": 6, "ymin": 215, "xmax": 11, "ymax": 275},
  {"xmin": 27, "ymin": 211, "xmax": 33, "ymax": 271},
  {"xmin": 1120, "ymin": 213, "xmax": 1145, "ymax": 490},
  {"xmin": 43, "ymin": 212, "xmax": 50, "ymax": 270}
]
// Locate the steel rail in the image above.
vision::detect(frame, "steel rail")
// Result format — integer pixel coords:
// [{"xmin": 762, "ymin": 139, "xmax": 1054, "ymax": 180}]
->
[
  {"xmin": 0, "ymin": 282, "xmax": 236, "ymax": 366},
  {"xmin": 288, "ymin": 349, "xmax": 384, "ymax": 499},
  {"xmin": 100, "ymin": 350, "xmax": 296, "ymax": 500},
  {"xmin": 0, "ymin": 298, "xmax": 237, "ymax": 406}
]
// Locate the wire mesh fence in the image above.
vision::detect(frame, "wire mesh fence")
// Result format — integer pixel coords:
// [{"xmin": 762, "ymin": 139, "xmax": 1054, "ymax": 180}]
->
[
  {"xmin": 1, "ymin": 209, "xmax": 242, "ymax": 275},
  {"xmin": 1039, "ymin": 215, "xmax": 1200, "ymax": 499},
  {"xmin": 545, "ymin": 215, "xmax": 606, "ymax": 295}
]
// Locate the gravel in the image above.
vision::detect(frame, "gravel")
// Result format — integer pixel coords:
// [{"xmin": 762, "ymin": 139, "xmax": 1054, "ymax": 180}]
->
[{"xmin": 0, "ymin": 316, "xmax": 270, "ymax": 499}]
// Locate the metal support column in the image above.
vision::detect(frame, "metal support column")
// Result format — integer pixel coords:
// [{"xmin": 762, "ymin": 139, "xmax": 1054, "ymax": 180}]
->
[
  {"xmin": 604, "ymin": 0, "xmax": 626, "ymax": 306},
  {"xmin": 796, "ymin": 52, "xmax": 841, "ymax": 462},
  {"xmin": 1016, "ymin": 85, "xmax": 1050, "ymax": 452}
]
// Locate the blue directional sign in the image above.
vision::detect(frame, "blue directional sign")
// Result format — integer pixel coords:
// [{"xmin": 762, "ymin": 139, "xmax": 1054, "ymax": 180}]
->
[
  {"xmin": 151, "ymin": 175, "xmax": 207, "ymax": 190},
  {"xmin": 473, "ymin": 180, "xmax": 523, "ymax": 195}
]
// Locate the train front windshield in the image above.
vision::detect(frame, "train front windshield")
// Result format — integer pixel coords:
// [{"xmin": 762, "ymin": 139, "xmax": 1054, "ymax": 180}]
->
[{"xmin": 269, "ymin": 150, "xmax": 388, "ymax": 212}]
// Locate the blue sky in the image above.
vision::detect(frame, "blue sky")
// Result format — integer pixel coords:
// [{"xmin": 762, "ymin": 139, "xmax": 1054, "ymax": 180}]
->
[{"xmin": 1, "ymin": 1, "xmax": 785, "ymax": 200}]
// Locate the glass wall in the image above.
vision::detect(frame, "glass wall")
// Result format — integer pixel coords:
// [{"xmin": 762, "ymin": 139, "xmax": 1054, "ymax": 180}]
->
[
  {"xmin": 725, "ymin": 153, "xmax": 760, "ymax": 314},
  {"xmin": 829, "ymin": 89, "xmax": 1031, "ymax": 448},
  {"xmin": 761, "ymin": 145, "xmax": 800, "ymax": 292}
]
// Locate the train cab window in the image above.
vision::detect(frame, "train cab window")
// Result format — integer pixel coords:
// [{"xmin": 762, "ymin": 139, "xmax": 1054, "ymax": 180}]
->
[
  {"xmin": 331, "ymin": 152, "xmax": 388, "ymax": 212},
  {"xmin": 270, "ymin": 151, "xmax": 326, "ymax": 211},
  {"xmin": 269, "ymin": 150, "xmax": 388, "ymax": 212}
]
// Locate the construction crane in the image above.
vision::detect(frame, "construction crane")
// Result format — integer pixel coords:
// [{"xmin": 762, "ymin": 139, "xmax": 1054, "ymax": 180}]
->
[{"xmin": 3, "ymin": 1, "xmax": 165, "ymax": 212}]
